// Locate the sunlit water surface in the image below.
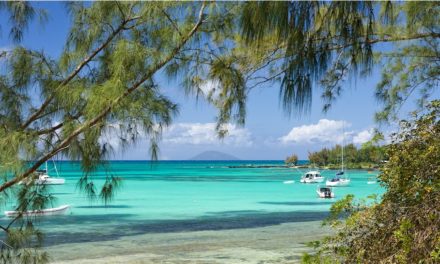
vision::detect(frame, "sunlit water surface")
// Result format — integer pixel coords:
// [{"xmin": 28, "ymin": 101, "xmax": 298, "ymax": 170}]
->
[{"xmin": 1, "ymin": 160, "xmax": 382, "ymax": 246}]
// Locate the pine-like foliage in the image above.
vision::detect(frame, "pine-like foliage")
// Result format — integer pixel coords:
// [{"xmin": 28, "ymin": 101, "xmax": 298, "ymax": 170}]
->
[
  {"xmin": 240, "ymin": 1, "xmax": 439, "ymax": 118},
  {"xmin": 0, "ymin": 2, "xmax": 212, "ymax": 261},
  {"xmin": 0, "ymin": 1, "xmax": 438, "ymax": 262},
  {"xmin": 285, "ymin": 154, "xmax": 298, "ymax": 165}
]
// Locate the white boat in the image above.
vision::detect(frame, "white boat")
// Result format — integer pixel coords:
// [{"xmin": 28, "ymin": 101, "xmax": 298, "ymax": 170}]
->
[
  {"xmin": 4, "ymin": 205, "xmax": 70, "ymax": 217},
  {"xmin": 300, "ymin": 171, "xmax": 324, "ymax": 183},
  {"xmin": 326, "ymin": 127, "xmax": 350, "ymax": 187},
  {"xmin": 326, "ymin": 171, "xmax": 350, "ymax": 187},
  {"xmin": 367, "ymin": 177, "xmax": 377, "ymax": 184},
  {"xmin": 34, "ymin": 174, "xmax": 65, "ymax": 185},
  {"xmin": 316, "ymin": 186, "xmax": 335, "ymax": 198},
  {"xmin": 19, "ymin": 161, "xmax": 65, "ymax": 185}
]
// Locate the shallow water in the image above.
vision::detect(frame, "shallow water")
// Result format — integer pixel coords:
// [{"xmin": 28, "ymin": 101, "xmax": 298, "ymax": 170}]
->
[{"xmin": 1, "ymin": 160, "xmax": 383, "ymax": 247}]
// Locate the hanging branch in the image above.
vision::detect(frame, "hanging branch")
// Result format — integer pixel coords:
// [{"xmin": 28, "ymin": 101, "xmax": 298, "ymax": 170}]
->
[{"xmin": 0, "ymin": 2, "xmax": 206, "ymax": 193}]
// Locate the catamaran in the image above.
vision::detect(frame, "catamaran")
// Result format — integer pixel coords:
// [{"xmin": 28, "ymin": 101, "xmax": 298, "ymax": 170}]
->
[
  {"xmin": 300, "ymin": 170, "xmax": 325, "ymax": 183},
  {"xmin": 19, "ymin": 161, "xmax": 65, "ymax": 185},
  {"xmin": 4, "ymin": 205, "xmax": 70, "ymax": 217}
]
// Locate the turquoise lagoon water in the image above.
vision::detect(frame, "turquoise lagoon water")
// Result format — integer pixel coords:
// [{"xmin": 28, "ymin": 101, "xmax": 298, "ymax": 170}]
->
[{"xmin": 1, "ymin": 160, "xmax": 383, "ymax": 246}]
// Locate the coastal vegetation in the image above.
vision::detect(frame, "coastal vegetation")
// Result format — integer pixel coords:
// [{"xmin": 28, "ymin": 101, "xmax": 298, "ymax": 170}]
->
[
  {"xmin": 0, "ymin": 1, "xmax": 438, "ymax": 263},
  {"xmin": 284, "ymin": 154, "xmax": 298, "ymax": 166},
  {"xmin": 239, "ymin": 3, "xmax": 439, "ymax": 261},
  {"xmin": 302, "ymin": 101, "xmax": 440, "ymax": 263},
  {"xmin": 308, "ymin": 143, "xmax": 386, "ymax": 169}
]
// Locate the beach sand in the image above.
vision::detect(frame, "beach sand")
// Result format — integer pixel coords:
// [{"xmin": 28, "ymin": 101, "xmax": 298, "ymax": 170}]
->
[{"xmin": 48, "ymin": 220, "xmax": 331, "ymax": 264}]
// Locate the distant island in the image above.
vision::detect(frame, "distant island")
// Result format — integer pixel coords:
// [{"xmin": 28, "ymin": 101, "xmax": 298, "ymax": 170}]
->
[{"xmin": 190, "ymin": 151, "xmax": 240, "ymax": 160}]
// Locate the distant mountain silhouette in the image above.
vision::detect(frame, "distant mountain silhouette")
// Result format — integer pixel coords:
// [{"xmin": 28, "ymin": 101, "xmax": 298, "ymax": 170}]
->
[{"xmin": 190, "ymin": 151, "xmax": 240, "ymax": 160}]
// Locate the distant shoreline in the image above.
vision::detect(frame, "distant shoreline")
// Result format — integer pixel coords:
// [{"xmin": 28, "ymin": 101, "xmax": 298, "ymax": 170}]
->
[
  {"xmin": 226, "ymin": 164, "xmax": 380, "ymax": 170},
  {"xmin": 36, "ymin": 159, "xmax": 381, "ymax": 170}
]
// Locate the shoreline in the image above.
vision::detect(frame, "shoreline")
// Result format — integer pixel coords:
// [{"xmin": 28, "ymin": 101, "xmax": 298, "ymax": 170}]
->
[{"xmin": 48, "ymin": 220, "xmax": 331, "ymax": 264}]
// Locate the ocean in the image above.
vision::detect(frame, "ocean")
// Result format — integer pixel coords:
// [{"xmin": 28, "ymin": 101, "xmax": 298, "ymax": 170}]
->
[{"xmin": 1, "ymin": 160, "xmax": 383, "ymax": 261}]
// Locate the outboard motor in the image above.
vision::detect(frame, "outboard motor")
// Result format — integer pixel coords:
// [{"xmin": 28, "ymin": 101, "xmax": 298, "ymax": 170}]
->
[{"xmin": 325, "ymin": 189, "xmax": 331, "ymax": 198}]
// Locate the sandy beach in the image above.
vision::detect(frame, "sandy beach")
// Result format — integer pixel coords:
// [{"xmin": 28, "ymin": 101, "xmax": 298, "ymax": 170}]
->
[{"xmin": 48, "ymin": 220, "xmax": 331, "ymax": 264}]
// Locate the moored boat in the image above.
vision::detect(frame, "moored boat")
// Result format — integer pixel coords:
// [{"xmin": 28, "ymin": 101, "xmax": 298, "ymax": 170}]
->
[
  {"xmin": 19, "ymin": 161, "xmax": 65, "ymax": 185},
  {"xmin": 4, "ymin": 205, "xmax": 70, "ymax": 217},
  {"xmin": 316, "ymin": 186, "xmax": 335, "ymax": 198},
  {"xmin": 326, "ymin": 128, "xmax": 350, "ymax": 187},
  {"xmin": 326, "ymin": 171, "xmax": 350, "ymax": 187},
  {"xmin": 367, "ymin": 176, "xmax": 377, "ymax": 184},
  {"xmin": 34, "ymin": 174, "xmax": 66, "ymax": 185},
  {"xmin": 300, "ymin": 170, "xmax": 324, "ymax": 183}
]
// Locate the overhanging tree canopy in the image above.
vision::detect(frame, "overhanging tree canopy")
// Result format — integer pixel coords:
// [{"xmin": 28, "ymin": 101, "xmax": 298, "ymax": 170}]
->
[
  {"xmin": 239, "ymin": 1, "xmax": 439, "ymax": 120},
  {"xmin": 0, "ymin": 1, "xmax": 438, "ymax": 262}
]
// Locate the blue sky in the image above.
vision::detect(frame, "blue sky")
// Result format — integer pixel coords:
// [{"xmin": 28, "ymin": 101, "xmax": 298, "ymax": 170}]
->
[{"xmin": 1, "ymin": 3, "xmax": 436, "ymax": 160}]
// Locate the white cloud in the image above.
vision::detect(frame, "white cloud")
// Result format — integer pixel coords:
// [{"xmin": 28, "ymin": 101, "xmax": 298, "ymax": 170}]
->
[
  {"xmin": 279, "ymin": 119, "xmax": 351, "ymax": 145},
  {"xmin": 163, "ymin": 122, "xmax": 253, "ymax": 147},
  {"xmin": 279, "ymin": 119, "xmax": 381, "ymax": 146},
  {"xmin": 353, "ymin": 129, "xmax": 374, "ymax": 144}
]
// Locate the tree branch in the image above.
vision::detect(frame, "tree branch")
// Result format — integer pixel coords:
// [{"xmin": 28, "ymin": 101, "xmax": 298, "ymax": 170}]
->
[
  {"xmin": 162, "ymin": 9, "xmax": 182, "ymax": 37},
  {"xmin": 20, "ymin": 19, "xmax": 133, "ymax": 130},
  {"xmin": 0, "ymin": 2, "xmax": 206, "ymax": 193}
]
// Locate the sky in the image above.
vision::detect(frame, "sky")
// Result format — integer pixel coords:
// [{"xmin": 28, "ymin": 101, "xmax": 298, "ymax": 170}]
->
[{"xmin": 0, "ymin": 3, "xmax": 437, "ymax": 160}]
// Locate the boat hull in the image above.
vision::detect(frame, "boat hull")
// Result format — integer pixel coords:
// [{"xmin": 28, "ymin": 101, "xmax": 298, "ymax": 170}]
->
[
  {"xmin": 326, "ymin": 179, "xmax": 350, "ymax": 187},
  {"xmin": 5, "ymin": 205, "xmax": 70, "ymax": 217},
  {"xmin": 316, "ymin": 190, "xmax": 335, "ymax": 198},
  {"xmin": 19, "ymin": 176, "xmax": 65, "ymax": 185},
  {"xmin": 300, "ymin": 177, "xmax": 324, "ymax": 183},
  {"xmin": 35, "ymin": 178, "xmax": 66, "ymax": 185}
]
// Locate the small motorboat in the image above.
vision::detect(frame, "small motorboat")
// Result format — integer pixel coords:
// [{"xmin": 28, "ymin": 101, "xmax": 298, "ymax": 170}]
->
[
  {"xmin": 4, "ymin": 205, "xmax": 70, "ymax": 217},
  {"xmin": 300, "ymin": 171, "xmax": 324, "ymax": 183},
  {"xmin": 367, "ymin": 177, "xmax": 377, "ymax": 184},
  {"xmin": 326, "ymin": 171, "xmax": 350, "ymax": 187},
  {"xmin": 317, "ymin": 186, "xmax": 334, "ymax": 198}
]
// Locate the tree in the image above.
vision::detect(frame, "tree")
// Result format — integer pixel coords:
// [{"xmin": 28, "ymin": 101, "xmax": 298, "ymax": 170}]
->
[
  {"xmin": 308, "ymin": 148, "xmax": 329, "ymax": 166},
  {"xmin": 0, "ymin": 1, "xmax": 438, "ymax": 262},
  {"xmin": 0, "ymin": 2, "xmax": 237, "ymax": 262},
  {"xmin": 307, "ymin": 144, "xmax": 385, "ymax": 168},
  {"xmin": 238, "ymin": 1, "xmax": 439, "ymax": 121},
  {"xmin": 285, "ymin": 154, "xmax": 298, "ymax": 165},
  {"xmin": 303, "ymin": 100, "xmax": 440, "ymax": 263}
]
